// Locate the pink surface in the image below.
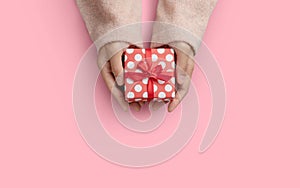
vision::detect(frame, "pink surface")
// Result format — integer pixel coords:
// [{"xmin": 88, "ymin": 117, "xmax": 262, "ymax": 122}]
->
[{"xmin": 0, "ymin": 0, "xmax": 300, "ymax": 187}]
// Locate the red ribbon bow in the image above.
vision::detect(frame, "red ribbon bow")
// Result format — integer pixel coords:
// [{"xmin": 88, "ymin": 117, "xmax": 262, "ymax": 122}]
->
[{"xmin": 125, "ymin": 49, "xmax": 173, "ymax": 100}]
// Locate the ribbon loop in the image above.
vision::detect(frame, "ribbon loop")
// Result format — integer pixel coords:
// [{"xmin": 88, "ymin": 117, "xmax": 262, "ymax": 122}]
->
[{"xmin": 126, "ymin": 62, "xmax": 172, "ymax": 82}]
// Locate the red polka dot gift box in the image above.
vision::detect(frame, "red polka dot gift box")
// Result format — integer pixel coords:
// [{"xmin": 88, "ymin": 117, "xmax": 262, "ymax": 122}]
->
[{"xmin": 123, "ymin": 48, "xmax": 176, "ymax": 103}]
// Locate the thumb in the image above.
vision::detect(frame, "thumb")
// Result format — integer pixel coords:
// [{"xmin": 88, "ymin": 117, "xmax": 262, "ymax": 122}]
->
[{"xmin": 110, "ymin": 50, "xmax": 124, "ymax": 86}]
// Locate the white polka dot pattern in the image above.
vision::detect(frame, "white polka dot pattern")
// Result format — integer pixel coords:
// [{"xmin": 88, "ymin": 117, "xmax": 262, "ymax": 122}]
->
[
  {"xmin": 157, "ymin": 48, "xmax": 165, "ymax": 54},
  {"xmin": 134, "ymin": 84, "xmax": 142, "ymax": 92},
  {"xmin": 158, "ymin": 92, "xmax": 166, "ymax": 98},
  {"xmin": 126, "ymin": 49, "xmax": 134, "ymax": 54},
  {"xmin": 171, "ymin": 61, "xmax": 176, "ymax": 68},
  {"xmin": 127, "ymin": 92, "xmax": 135, "ymax": 99},
  {"xmin": 135, "ymin": 69, "xmax": 143, "ymax": 73},
  {"xmin": 154, "ymin": 84, "xmax": 158, "ymax": 92},
  {"xmin": 123, "ymin": 48, "xmax": 176, "ymax": 102},
  {"xmin": 166, "ymin": 54, "xmax": 173, "ymax": 62},
  {"xmin": 165, "ymin": 84, "xmax": 172, "ymax": 92},
  {"xmin": 127, "ymin": 61, "xmax": 135, "ymax": 69},
  {"xmin": 170, "ymin": 77, "xmax": 175, "ymax": 84},
  {"xmin": 172, "ymin": 91, "xmax": 175, "ymax": 98},
  {"xmin": 158, "ymin": 80, "xmax": 165, "ymax": 84},
  {"xmin": 152, "ymin": 54, "xmax": 158, "ymax": 62},
  {"xmin": 126, "ymin": 78, "xmax": 134, "ymax": 84},
  {"xmin": 142, "ymin": 78, "xmax": 148, "ymax": 84},
  {"xmin": 158, "ymin": 61, "xmax": 166, "ymax": 69},
  {"xmin": 134, "ymin": 54, "xmax": 142, "ymax": 61}
]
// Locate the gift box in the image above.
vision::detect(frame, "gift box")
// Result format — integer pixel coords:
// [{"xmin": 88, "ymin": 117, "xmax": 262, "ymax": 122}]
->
[{"xmin": 123, "ymin": 48, "xmax": 176, "ymax": 102}]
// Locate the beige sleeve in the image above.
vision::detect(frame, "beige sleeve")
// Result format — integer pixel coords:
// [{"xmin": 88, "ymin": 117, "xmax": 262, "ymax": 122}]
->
[
  {"xmin": 76, "ymin": 0, "xmax": 143, "ymax": 66},
  {"xmin": 151, "ymin": 0, "xmax": 218, "ymax": 55}
]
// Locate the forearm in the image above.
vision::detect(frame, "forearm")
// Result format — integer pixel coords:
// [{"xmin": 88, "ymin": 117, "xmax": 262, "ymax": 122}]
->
[
  {"xmin": 76, "ymin": 0, "xmax": 142, "ymax": 50},
  {"xmin": 76, "ymin": 0, "xmax": 143, "ymax": 67}
]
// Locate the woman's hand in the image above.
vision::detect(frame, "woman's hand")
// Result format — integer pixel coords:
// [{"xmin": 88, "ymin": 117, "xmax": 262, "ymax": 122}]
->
[
  {"xmin": 151, "ymin": 42, "xmax": 195, "ymax": 112},
  {"xmin": 99, "ymin": 42, "xmax": 142, "ymax": 112}
]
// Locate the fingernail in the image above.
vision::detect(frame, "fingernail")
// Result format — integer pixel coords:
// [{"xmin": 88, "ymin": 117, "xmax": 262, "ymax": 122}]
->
[
  {"xmin": 134, "ymin": 105, "xmax": 140, "ymax": 112},
  {"xmin": 152, "ymin": 102, "xmax": 164, "ymax": 111},
  {"xmin": 168, "ymin": 105, "xmax": 174, "ymax": 112},
  {"xmin": 116, "ymin": 75, "xmax": 123, "ymax": 86},
  {"xmin": 175, "ymin": 73, "xmax": 183, "ymax": 84},
  {"xmin": 130, "ymin": 104, "xmax": 140, "ymax": 112},
  {"xmin": 168, "ymin": 100, "xmax": 178, "ymax": 112}
]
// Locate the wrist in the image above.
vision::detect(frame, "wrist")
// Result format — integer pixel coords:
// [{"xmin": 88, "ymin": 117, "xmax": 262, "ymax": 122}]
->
[
  {"xmin": 168, "ymin": 41, "xmax": 194, "ymax": 57},
  {"xmin": 97, "ymin": 41, "xmax": 129, "ymax": 69}
]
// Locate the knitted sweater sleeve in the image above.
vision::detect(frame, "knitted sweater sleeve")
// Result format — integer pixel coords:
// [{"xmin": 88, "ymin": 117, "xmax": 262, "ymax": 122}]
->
[
  {"xmin": 76, "ymin": 0, "xmax": 143, "ymax": 66},
  {"xmin": 151, "ymin": 0, "xmax": 218, "ymax": 55}
]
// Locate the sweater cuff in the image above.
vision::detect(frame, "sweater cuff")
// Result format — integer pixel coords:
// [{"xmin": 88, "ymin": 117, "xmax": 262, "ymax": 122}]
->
[
  {"xmin": 150, "ymin": 22, "xmax": 201, "ymax": 56},
  {"xmin": 94, "ymin": 23, "xmax": 143, "ymax": 53},
  {"xmin": 95, "ymin": 23, "xmax": 144, "ymax": 69}
]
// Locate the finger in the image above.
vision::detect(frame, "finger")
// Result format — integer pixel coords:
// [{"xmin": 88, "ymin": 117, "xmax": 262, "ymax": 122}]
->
[
  {"xmin": 129, "ymin": 102, "xmax": 141, "ymax": 112},
  {"xmin": 110, "ymin": 51, "xmax": 124, "ymax": 86},
  {"xmin": 138, "ymin": 101, "xmax": 145, "ymax": 106},
  {"xmin": 168, "ymin": 89, "xmax": 186, "ymax": 112},
  {"xmin": 185, "ymin": 56, "xmax": 195, "ymax": 77},
  {"xmin": 175, "ymin": 51, "xmax": 189, "ymax": 85},
  {"xmin": 168, "ymin": 74, "xmax": 191, "ymax": 112},
  {"xmin": 168, "ymin": 43, "xmax": 195, "ymax": 112},
  {"xmin": 149, "ymin": 101, "xmax": 165, "ymax": 111},
  {"xmin": 101, "ymin": 62, "xmax": 128, "ymax": 111}
]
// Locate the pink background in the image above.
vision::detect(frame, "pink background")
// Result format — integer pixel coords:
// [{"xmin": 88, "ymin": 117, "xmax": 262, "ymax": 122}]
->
[{"xmin": 1, "ymin": 0, "xmax": 300, "ymax": 187}]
